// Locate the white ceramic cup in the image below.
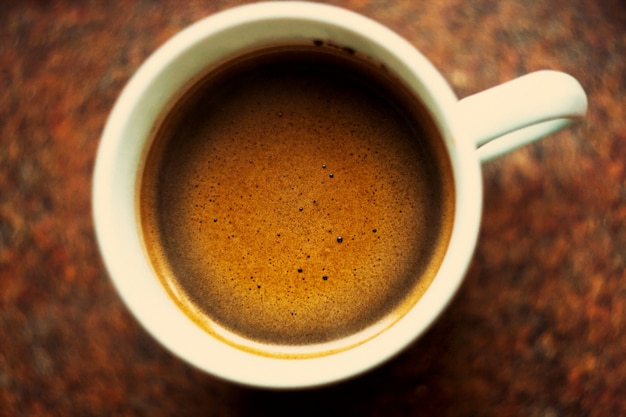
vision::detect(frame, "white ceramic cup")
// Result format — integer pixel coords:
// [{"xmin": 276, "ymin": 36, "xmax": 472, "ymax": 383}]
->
[{"xmin": 93, "ymin": 2, "xmax": 587, "ymax": 389}]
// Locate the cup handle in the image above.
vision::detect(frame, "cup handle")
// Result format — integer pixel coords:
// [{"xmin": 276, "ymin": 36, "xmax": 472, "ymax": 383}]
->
[{"xmin": 455, "ymin": 70, "xmax": 588, "ymax": 162}]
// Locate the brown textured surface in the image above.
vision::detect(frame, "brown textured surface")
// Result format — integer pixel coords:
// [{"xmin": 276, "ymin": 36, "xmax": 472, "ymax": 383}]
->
[{"xmin": 0, "ymin": 0, "xmax": 624, "ymax": 415}]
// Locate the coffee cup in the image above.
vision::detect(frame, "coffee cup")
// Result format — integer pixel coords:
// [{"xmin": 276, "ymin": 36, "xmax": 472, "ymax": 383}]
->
[{"xmin": 93, "ymin": 2, "xmax": 587, "ymax": 389}]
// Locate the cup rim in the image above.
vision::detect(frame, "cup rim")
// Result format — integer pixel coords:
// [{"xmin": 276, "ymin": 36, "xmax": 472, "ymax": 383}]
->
[{"xmin": 93, "ymin": 1, "xmax": 482, "ymax": 388}]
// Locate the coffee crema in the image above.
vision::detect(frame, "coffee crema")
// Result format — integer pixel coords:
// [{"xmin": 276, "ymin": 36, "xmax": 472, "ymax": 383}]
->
[{"xmin": 139, "ymin": 45, "xmax": 455, "ymax": 357}]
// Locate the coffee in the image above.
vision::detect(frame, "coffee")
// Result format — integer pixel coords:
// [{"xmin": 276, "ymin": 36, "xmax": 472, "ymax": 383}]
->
[{"xmin": 139, "ymin": 44, "xmax": 454, "ymax": 356}]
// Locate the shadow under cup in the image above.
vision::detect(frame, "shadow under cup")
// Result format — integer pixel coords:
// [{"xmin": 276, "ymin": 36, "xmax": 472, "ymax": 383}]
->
[{"xmin": 138, "ymin": 43, "xmax": 456, "ymax": 359}]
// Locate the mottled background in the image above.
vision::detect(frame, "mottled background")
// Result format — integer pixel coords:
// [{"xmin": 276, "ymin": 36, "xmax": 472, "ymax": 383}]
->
[{"xmin": 1, "ymin": 0, "xmax": 625, "ymax": 416}]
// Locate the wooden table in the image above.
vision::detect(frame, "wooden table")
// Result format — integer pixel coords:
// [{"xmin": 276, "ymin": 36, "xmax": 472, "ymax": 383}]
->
[{"xmin": 1, "ymin": 1, "xmax": 624, "ymax": 415}]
